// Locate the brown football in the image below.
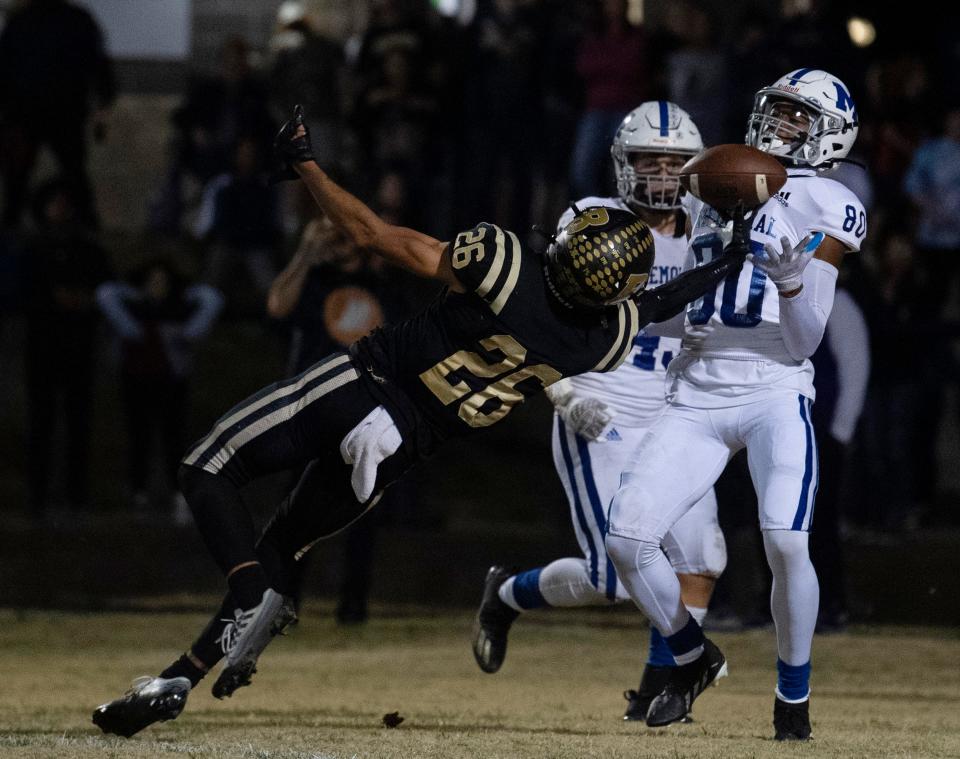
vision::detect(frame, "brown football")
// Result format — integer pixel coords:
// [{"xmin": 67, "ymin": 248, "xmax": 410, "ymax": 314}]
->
[{"xmin": 679, "ymin": 144, "xmax": 787, "ymax": 212}]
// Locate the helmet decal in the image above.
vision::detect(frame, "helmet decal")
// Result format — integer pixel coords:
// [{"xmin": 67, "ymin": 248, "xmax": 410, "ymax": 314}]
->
[{"xmin": 544, "ymin": 207, "xmax": 655, "ymax": 310}]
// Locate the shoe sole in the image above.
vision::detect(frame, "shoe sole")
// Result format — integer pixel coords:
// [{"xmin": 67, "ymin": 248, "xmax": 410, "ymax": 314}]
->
[
  {"xmin": 646, "ymin": 657, "xmax": 729, "ymax": 727},
  {"xmin": 471, "ymin": 624, "xmax": 503, "ymax": 674},
  {"xmin": 212, "ymin": 600, "xmax": 297, "ymax": 699},
  {"xmin": 92, "ymin": 684, "xmax": 190, "ymax": 737},
  {"xmin": 471, "ymin": 567, "xmax": 512, "ymax": 674}
]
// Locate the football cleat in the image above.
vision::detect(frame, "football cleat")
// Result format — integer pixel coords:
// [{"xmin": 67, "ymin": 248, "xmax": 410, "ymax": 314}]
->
[
  {"xmin": 645, "ymin": 638, "xmax": 727, "ymax": 727},
  {"xmin": 92, "ymin": 675, "xmax": 191, "ymax": 737},
  {"xmin": 211, "ymin": 588, "xmax": 297, "ymax": 699},
  {"xmin": 774, "ymin": 697, "xmax": 812, "ymax": 741},
  {"xmin": 623, "ymin": 664, "xmax": 676, "ymax": 721},
  {"xmin": 471, "ymin": 566, "xmax": 519, "ymax": 674}
]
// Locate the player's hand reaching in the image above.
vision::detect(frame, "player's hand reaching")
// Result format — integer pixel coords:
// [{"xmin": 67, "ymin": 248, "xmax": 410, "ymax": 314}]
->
[
  {"xmin": 544, "ymin": 379, "xmax": 613, "ymax": 442},
  {"xmin": 272, "ymin": 104, "xmax": 316, "ymax": 182},
  {"xmin": 750, "ymin": 232, "xmax": 825, "ymax": 294},
  {"xmin": 722, "ymin": 202, "xmax": 754, "ymax": 258}
]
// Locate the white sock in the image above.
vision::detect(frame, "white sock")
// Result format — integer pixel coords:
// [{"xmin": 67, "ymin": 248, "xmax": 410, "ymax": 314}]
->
[
  {"xmin": 686, "ymin": 605, "xmax": 708, "ymax": 626},
  {"xmin": 538, "ymin": 557, "xmax": 610, "ymax": 606},
  {"xmin": 497, "ymin": 576, "xmax": 523, "ymax": 612}
]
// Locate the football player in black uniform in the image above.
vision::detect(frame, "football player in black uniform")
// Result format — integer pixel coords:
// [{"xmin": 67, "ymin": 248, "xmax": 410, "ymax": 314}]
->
[{"xmin": 92, "ymin": 106, "xmax": 749, "ymax": 738}]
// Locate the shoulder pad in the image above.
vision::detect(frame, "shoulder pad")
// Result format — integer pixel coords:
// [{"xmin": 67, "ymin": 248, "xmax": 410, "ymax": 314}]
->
[{"xmin": 449, "ymin": 223, "xmax": 523, "ymax": 315}]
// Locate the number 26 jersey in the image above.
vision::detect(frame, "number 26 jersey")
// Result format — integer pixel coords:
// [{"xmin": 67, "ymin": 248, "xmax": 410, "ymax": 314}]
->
[{"xmin": 350, "ymin": 222, "xmax": 642, "ymax": 455}]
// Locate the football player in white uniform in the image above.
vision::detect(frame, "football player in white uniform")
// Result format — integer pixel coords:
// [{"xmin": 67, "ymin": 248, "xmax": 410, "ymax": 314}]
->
[
  {"xmin": 472, "ymin": 102, "xmax": 728, "ymax": 721},
  {"xmin": 603, "ymin": 70, "xmax": 866, "ymax": 740}
]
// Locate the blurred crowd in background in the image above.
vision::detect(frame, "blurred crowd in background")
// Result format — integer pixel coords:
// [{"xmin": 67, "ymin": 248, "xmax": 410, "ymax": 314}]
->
[{"xmin": 0, "ymin": 0, "xmax": 958, "ymax": 619}]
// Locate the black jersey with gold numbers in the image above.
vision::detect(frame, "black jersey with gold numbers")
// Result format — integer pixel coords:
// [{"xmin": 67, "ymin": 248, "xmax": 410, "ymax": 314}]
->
[{"xmin": 350, "ymin": 222, "xmax": 641, "ymax": 457}]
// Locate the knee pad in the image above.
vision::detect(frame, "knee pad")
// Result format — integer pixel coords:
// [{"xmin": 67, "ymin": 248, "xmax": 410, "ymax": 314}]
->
[
  {"xmin": 607, "ymin": 479, "xmax": 658, "ymax": 543},
  {"xmin": 688, "ymin": 520, "xmax": 727, "ymax": 578},
  {"xmin": 762, "ymin": 529, "xmax": 811, "ymax": 578},
  {"xmin": 605, "ymin": 532, "xmax": 661, "ymax": 572}
]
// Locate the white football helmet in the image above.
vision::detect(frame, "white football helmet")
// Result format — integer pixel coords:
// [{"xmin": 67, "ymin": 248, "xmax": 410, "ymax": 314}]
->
[
  {"xmin": 746, "ymin": 68, "xmax": 859, "ymax": 168},
  {"xmin": 611, "ymin": 101, "xmax": 703, "ymax": 212}
]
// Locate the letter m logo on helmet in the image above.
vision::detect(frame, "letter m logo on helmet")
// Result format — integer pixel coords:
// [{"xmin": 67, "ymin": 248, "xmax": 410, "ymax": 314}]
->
[{"xmin": 833, "ymin": 82, "xmax": 857, "ymax": 119}]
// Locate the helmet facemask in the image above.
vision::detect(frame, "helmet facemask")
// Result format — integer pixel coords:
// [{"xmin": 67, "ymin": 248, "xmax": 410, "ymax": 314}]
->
[{"xmin": 613, "ymin": 149, "xmax": 693, "ymax": 212}]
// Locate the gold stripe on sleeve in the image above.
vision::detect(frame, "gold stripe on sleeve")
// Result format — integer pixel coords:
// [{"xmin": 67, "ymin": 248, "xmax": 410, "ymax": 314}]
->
[{"xmin": 489, "ymin": 229, "xmax": 522, "ymax": 314}]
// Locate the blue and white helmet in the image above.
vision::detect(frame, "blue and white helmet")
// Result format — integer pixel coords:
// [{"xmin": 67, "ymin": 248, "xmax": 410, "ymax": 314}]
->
[
  {"xmin": 611, "ymin": 101, "xmax": 703, "ymax": 211},
  {"xmin": 746, "ymin": 68, "xmax": 859, "ymax": 168}
]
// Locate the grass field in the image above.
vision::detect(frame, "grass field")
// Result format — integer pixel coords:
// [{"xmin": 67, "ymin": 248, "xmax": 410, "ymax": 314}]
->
[{"xmin": 2, "ymin": 603, "xmax": 959, "ymax": 759}]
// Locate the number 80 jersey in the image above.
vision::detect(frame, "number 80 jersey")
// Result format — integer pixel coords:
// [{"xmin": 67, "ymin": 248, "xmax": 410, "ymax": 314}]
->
[{"xmin": 675, "ymin": 168, "xmax": 866, "ymax": 404}]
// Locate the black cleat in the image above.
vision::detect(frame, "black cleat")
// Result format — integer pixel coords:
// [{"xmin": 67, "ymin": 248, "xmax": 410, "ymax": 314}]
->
[
  {"xmin": 211, "ymin": 589, "xmax": 297, "ymax": 699},
  {"xmin": 623, "ymin": 664, "xmax": 675, "ymax": 721},
  {"xmin": 472, "ymin": 566, "xmax": 519, "ymax": 674},
  {"xmin": 645, "ymin": 638, "xmax": 727, "ymax": 727},
  {"xmin": 92, "ymin": 676, "xmax": 191, "ymax": 737},
  {"xmin": 774, "ymin": 697, "xmax": 812, "ymax": 741}
]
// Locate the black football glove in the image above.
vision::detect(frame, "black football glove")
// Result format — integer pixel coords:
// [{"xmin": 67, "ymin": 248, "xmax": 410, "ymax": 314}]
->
[
  {"xmin": 271, "ymin": 104, "xmax": 315, "ymax": 183},
  {"xmin": 723, "ymin": 202, "xmax": 756, "ymax": 257}
]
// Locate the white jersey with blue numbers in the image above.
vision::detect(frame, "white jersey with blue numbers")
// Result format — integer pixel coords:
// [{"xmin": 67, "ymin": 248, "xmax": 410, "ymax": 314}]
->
[
  {"xmin": 670, "ymin": 169, "xmax": 866, "ymax": 407},
  {"xmin": 557, "ymin": 197, "xmax": 686, "ymax": 427}
]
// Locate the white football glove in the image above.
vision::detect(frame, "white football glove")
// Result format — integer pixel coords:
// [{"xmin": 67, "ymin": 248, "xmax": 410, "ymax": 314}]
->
[
  {"xmin": 750, "ymin": 231, "xmax": 825, "ymax": 293},
  {"xmin": 544, "ymin": 378, "xmax": 613, "ymax": 442}
]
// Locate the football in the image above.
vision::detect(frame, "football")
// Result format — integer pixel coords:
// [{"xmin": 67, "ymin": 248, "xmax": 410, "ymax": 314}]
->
[{"xmin": 679, "ymin": 144, "xmax": 787, "ymax": 212}]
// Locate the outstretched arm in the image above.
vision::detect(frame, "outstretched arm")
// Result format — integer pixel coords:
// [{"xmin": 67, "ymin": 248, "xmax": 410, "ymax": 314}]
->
[
  {"xmin": 635, "ymin": 248, "xmax": 747, "ymax": 325},
  {"xmin": 277, "ymin": 106, "xmax": 462, "ymax": 291}
]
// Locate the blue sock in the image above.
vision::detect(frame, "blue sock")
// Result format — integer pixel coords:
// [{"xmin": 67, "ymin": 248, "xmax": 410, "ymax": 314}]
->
[
  {"xmin": 511, "ymin": 568, "xmax": 547, "ymax": 610},
  {"xmin": 665, "ymin": 615, "xmax": 704, "ymax": 665},
  {"xmin": 647, "ymin": 628, "xmax": 677, "ymax": 667},
  {"xmin": 776, "ymin": 659, "xmax": 811, "ymax": 702}
]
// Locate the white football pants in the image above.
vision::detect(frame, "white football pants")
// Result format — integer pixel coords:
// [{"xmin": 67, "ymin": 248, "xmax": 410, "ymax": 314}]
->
[
  {"xmin": 605, "ymin": 393, "xmax": 819, "ymax": 665},
  {"xmin": 545, "ymin": 414, "xmax": 725, "ymax": 607}
]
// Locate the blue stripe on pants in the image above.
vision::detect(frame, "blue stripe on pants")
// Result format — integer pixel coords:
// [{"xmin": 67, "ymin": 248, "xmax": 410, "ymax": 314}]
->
[
  {"xmin": 574, "ymin": 434, "xmax": 618, "ymax": 600},
  {"xmin": 557, "ymin": 419, "xmax": 599, "ymax": 588},
  {"xmin": 792, "ymin": 395, "xmax": 814, "ymax": 531}
]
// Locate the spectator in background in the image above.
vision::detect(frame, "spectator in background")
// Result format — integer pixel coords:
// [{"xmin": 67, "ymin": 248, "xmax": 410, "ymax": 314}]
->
[
  {"xmin": 349, "ymin": 0, "xmax": 441, "ymax": 221},
  {"xmin": 810, "ymin": 281, "xmax": 870, "ymax": 631},
  {"xmin": 266, "ymin": 214, "xmax": 407, "ymax": 624},
  {"xmin": 268, "ymin": 1, "xmax": 347, "ymax": 173},
  {"xmin": 664, "ymin": 4, "xmax": 728, "ymax": 147},
  {"xmin": 0, "ymin": 0, "xmax": 114, "ymax": 229},
  {"xmin": 22, "ymin": 178, "xmax": 112, "ymax": 518},
  {"xmin": 150, "ymin": 37, "xmax": 274, "ymax": 233},
  {"xmin": 569, "ymin": 0, "xmax": 651, "ymax": 198},
  {"xmin": 458, "ymin": 0, "xmax": 540, "ymax": 237},
  {"xmin": 357, "ymin": 47, "xmax": 438, "ymax": 178},
  {"xmin": 194, "ymin": 137, "xmax": 282, "ymax": 308},
  {"xmin": 902, "ymin": 105, "xmax": 960, "ymax": 514},
  {"xmin": 724, "ymin": 5, "xmax": 780, "ymax": 142},
  {"xmin": 352, "ymin": 0, "xmax": 434, "ymax": 94},
  {"xmin": 862, "ymin": 55, "xmax": 930, "ymax": 219},
  {"xmin": 267, "ymin": 216, "xmax": 389, "ymax": 374},
  {"xmin": 774, "ymin": 0, "xmax": 865, "ymax": 92},
  {"xmin": 535, "ymin": 0, "xmax": 591, "ymax": 225},
  {"xmin": 855, "ymin": 234, "xmax": 930, "ymax": 530},
  {"xmin": 903, "ymin": 106, "xmax": 960, "ymax": 319},
  {"xmin": 96, "ymin": 258, "xmax": 223, "ymax": 522}
]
